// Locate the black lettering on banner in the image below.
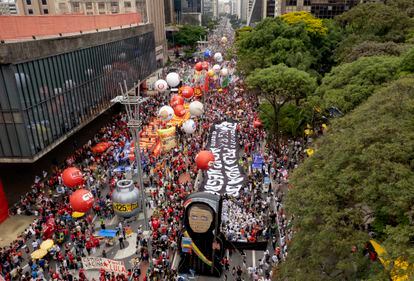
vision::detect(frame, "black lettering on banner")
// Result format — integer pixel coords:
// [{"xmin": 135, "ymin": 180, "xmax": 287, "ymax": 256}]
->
[{"xmin": 199, "ymin": 121, "xmax": 246, "ymax": 197}]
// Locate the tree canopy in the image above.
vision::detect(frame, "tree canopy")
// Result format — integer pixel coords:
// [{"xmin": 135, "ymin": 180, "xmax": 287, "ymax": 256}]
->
[
  {"xmin": 246, "ymin": 64, "xmax": 316, "ymax": 148},
  {"xmin": 281, "ymin": 11, "xmax": 328, "ymax": 36},
  {"xmin": 315, "ymin": 56, "xmax": 401, "ymax": 113},
  {"xmin": 279, "ymin": 76, "xmax": 414, "ymax": 280},
  {"xmin": 235, "ymin": 17, "xmax": 339, "ymax": 76},
  {"xmin": 173, "ymin": 25, "xmax": 207, "ymax": 48}
]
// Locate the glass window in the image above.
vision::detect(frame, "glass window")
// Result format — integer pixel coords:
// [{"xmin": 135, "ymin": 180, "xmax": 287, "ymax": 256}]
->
[
  {"xmin": 43, "ymin": 9, "xmax": 48, "ymax": 14},
  {"xmin": 86, "ymin": 2, "xmax": 92, "ymax": 9},
  {"xmin": 41, "ymin": 0, "xmax": 47, "ymax": 5},
  {"xmin": 27, "ymin": 8, "xmax": 33, "ymax": 14},
  {"xmin": 26, "ymin": 0, "xmax": 31, "ymax": 5},
  {"xmin": 124, "ymin": 1, "xmax": 131, "ymax": 8}
]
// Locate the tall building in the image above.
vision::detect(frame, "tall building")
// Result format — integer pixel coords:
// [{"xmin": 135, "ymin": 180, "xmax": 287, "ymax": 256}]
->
[
  {"xmin": 164, "ymin": 0, "xmax": 176, "ymax": 24},
  {"xmin": 0, "ymin": 16, "xmax": 157, "ymax": 204},
  {"xmin": 147, "ymin": 0, "xmax": 168, "ymax": 66},
  {"xmin": 309, "ymin": 0, "xmax": 359, "ymax": 18},
  {"xmin": 181, "ymin": 0, "xmax": 201, "ymax": 12},
  {"xmin": 12, "ymin": 0, "xmax": 168, "ymax": 65},
  {"xmin": 0, "ymin": 21, "xmax": 156, "ymax": 163},
  {"xmin": 202, "ymin": 0, "xmax": 218, "ymax": 19},
  {"xmin": 0, "ymin": 0, "xmax": 18, "ymax": 15},
  {"xmin": 247, "ymin": 0, "xmax": 359, "ymax": 25},
  {"xmin": 180, "ymin": 0, "xmax": 202, "ymax": 25}
]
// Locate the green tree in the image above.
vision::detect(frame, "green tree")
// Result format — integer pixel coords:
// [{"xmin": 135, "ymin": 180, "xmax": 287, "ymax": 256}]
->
[
  {"xmin": 246, "ymin": 64, "xmax": 316, "ymax": 149},
  {"xmin": 335, "ymin": 2, "xmax": 414, "ymax": 61},
  {"xmin": 236, "ymin": 17, "xmax": 340, "ymax": 76},
  {"xmin": 280, "ymin": 76, "xmax": 414, "ymax": 280},
  {"xmin": 315, "ymin": 56, "xmax": 401, "ymax": 113},
  {"xmin": 339, "ymin": 41, "xmax": 408, "ymax": 63},
  {"xmin": 173, "ymin": 25, "xmax": 207, "ymax": 48},
  {"xmin": 400, "ymin": 47, "xmax": 414, "ymax": 73}
]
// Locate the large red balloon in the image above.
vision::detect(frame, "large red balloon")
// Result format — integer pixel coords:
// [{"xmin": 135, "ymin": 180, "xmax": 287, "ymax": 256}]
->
[
  {"xmin": 202, "ymin": 61, "xmax": 209, "ymax": 70},
  {"xmin": 174, "ymin": 104, "xmax": 186, "ymax": 117},
  {"xmin": 181, "ymin": 86, "xmax": 194, "ymax": 99},
  {"xmin": 170, "ymin": 94, "xmax": 185, "ymax": 107},
  {"xmin": 195, "ymin": 62, "xmax": 203, "ymax": 71},
  {"xmin": 195, "ymin": 150, "xmax": 215, "ymax": 170},
  {"xmin": 70, "ymin": 189, "xmax": 94, "ymax": 212},
  {"xmin": 62, "ymin": 167, "xmax": 84, "ymax": 188}
]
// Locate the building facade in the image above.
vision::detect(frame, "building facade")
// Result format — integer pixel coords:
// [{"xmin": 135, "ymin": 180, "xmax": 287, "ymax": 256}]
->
[
  {"xmin": 0, "ymin": 24, "xmax": 156, "ymax": 162},
  {"xmin": 0, "ymin": 0, "xmax": 18, "ymax": 15},
  {"xmin": 247, "ymin": 0, "xmax": 359, "ymax": 25},
  {"xmin": 147, "ymin": 0, "xmax": 168, "ymax": 66}
]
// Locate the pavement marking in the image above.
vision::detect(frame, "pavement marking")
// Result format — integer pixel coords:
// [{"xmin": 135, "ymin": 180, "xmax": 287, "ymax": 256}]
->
[
  {"xmin": 114, "ymin": 233, "xmax": 137, "ymax": 259},
  {"xmin": 252, "ymin": 250, "xmax": 256, "ymax": 268},
  {"xmin": 171, "ymin": 251, "xmax": 179, "ymax": 270}
]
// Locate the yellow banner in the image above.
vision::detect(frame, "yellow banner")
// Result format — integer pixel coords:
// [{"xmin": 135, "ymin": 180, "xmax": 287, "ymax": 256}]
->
[
  {"xmin": 158, "ymin": 126, "xmax": 177, "ymax": 152},
  {"xmin": 113, "ymin": 202, "xmax": 139, "ymax": 213}
]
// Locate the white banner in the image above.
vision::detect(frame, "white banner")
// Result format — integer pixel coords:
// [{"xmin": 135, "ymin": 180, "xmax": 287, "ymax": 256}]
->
[{"xmin": 82, "ymin": 257, "xmax": 127, "ymax": 274}]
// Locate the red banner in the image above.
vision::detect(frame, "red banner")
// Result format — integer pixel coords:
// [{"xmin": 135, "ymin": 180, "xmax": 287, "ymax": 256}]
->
[{"xmin": 0, "ymin": 178, "xmax": 8, "ymax": 223}]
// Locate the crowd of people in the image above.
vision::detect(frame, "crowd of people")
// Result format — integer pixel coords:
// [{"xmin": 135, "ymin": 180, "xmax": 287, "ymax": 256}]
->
[{"xmin": 0, "ymin": 19, "xmax": 308, "ymax": 281}]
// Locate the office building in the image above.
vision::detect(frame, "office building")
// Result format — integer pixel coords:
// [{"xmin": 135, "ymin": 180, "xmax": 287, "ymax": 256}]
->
[
  {"xmin": 247, "ymin": 0, "xmax": 359, "ymax": 25},
  {"xmin": 13, "ymin": 0, "xmax": 167, "ymax": 65},
  {"xmin": 0, "ymin": 18, "xmax": 156, "ymax": 162},
  {"xmin": 202, "ymin": 0, "xmax": 218, "ymax": 19},
  {"xmin": 0, "ymin": 0, "xmax": 18, "ymax": 15}
]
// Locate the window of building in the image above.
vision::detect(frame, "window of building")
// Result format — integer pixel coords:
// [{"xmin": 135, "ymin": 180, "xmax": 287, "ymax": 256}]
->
[
  {"xmin": 286, "ymin": 0, "xmax": 297, "ymax": 5},
  {"xmin": 124, "ymin": 1, "xmax": 131, "ymax": 8},
  {"xmin": 304, "ymin": 0, "xmax": 311, "ymax": 5},
  {"xmin": 43, "ymin": 8, "xmax": 48, "ymax": 14},
  {"xmin": 111, "ymin": 2, "xmax": 118, "ymax": 7},
  {"xmin": 41, "ymin": 0, "xmax": 47, "ymax": 5},
  {"xmin": 26, "ymin": 0, "xmax": 31, "ymax": 5},
  {"xmin": 27, "ymin": 8, "xmax": 33, "ymax": 14},
  {"xmin": 98, "ymin": 3, "xmax": 105, "ymax": 9},
  {"xmin": 85, "ymin": 2, "xmax": 92, "ymax": 9}
]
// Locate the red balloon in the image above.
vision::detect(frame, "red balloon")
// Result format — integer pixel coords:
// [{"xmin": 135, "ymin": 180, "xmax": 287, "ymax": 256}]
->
[
  {"xmin": 253, "ymin": 120, "xmax": 263, "ymax": 128},
  {"xmin": 170, "ymin": 94, "xmax": 184, "ymax": 107},
  {"xmin": 70, "ymin": 189, "xmax": 94, "ymax": 212},
  {"xmin": 202, "ymin": 61, "xmax": 209, "ymax": 70},
  {"xmin": 62, "ymin": 167, "xmax": 84, "ymax": 188},
  {"xmin": 181, "ymin": 86, "xmax": 194, "ymax": 99},
  {"xmin": 174, "ymin": 104, "xmax": 186, "ymax": 117},
  {"xmin": 195, "ymin": 62, "xmax": 203, "ymax": 71},
  {"xmin": 195, "ymin": 150, "xmax": 215, "ymax": 170}
]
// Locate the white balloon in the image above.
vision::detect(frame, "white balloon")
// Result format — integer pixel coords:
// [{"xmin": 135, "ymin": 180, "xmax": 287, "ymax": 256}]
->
[
  {"xmin": 182, "ymin": 119, "xmax": 196, "ymax": 134},
  {"xmin": 220, "ymin": 68, "xmax": 229, "ymax": 76},
  {"xmin": 217, "ymin": 56, "xmax": 223, "ymax": 63},
  {"xmin": 166, "ymin": 72, "xmax": 180, "ymax": 87},
  {"xmin": 158, "ymin": 105, "xmax": 174, "ymax": 121},
  {"xmin": 214, "ymin": 52, "xmax": 223, "ymax": 62},
  {"xmin": 213, "ymin": 64, "xmax": 221, "ymax": 73},
  {"xmin": 154, "ymin": 79, "xmax": 168, "ymax": 93},
  {"xmin": 189, "ymin": 101, "xmax": 204, "ymax": 117}
]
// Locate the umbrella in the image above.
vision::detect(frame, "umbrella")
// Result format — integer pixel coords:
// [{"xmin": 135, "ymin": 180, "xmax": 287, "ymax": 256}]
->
[
  {"xmin": 31, "ymin": 249, "xmax": 48, "ymax": 260},
  {"xmin": 40, "ymin": 239, "xmax": 54, "ymax": 251},
  {"xmin": 72, "ymin": 211, "xmax": 85, "ymax": 218}
]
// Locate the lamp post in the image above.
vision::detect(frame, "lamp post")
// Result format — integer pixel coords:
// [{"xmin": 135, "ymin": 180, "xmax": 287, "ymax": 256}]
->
[{"xmin": 115, "ymin": 80, "xmax": 153, "ymax": 268}]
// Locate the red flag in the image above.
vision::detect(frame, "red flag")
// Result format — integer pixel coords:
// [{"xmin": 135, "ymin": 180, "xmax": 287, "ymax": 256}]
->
[{"xmin": 204, "ymin": 75, "xmax": 209, "ymax": 92}]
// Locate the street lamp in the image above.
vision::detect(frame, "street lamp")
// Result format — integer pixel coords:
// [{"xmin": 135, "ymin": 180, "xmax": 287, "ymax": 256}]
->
[{"xmin": 114, "ymin": 80, "xmax": 153, "ymax": 269}]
